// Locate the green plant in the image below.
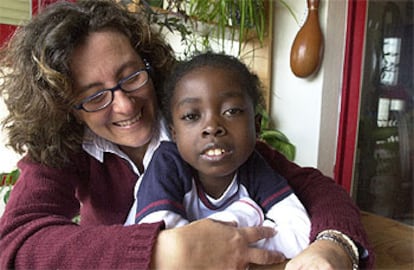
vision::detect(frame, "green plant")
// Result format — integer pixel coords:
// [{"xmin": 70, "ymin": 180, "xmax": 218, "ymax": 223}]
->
[
  {"xmin": 119, "ymin": 0, "xmax": 299, "ymax": 57},
  {"xmin": 187, "ymin": 0, "xmax": 266, "ymax": 52},
  {"xmin": 121, "ymin": 0, "xmax": 269, "ymax": 58},
  {"xmin": 258, "ymin": 108, "xmax": 296, "ymax": 161},
  {"xmin": 0, "ymin": 169, "xmax": 19, "ymax": 204}
]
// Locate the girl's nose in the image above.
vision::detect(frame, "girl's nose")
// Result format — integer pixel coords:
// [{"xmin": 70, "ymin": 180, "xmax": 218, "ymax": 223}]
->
[
  {"xmin": 111, "ymin": 90, "xmax": 135, "ymax": 113},
  {"xmin": 202, "ymin": 119, "xmax": 226, "ymax": 138}
]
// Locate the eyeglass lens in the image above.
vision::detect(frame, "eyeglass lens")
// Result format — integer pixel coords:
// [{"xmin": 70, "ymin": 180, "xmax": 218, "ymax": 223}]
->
[{"xmin": 81, "ymin": 69, "xmax": 149, "ymax": 112}]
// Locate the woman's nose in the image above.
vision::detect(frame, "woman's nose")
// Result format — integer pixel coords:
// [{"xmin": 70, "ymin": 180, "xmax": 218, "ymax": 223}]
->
[{"xmin": 112, "ymin": 90, "xmax": 135, "ymax": 113}]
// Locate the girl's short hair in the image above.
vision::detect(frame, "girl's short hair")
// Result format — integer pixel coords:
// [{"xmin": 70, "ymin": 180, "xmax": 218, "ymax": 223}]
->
[{"xmin": 161, "ymin": 52, "xmax": 264, "ymax": 125}]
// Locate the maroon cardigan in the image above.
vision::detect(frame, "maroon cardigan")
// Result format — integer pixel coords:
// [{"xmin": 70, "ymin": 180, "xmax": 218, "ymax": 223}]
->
[{"xmin": 0, "ymin": 141, "xmax": 373, "ymax": 269}]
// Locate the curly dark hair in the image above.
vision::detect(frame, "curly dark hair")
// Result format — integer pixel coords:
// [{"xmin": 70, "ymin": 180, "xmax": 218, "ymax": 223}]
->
[
  {"xmin": 0, "ymin": 0, "xmax": 176, "ymax": 168},
  {"xmin": 161, "ymin": 52, "xmax": 264, "ymax": 125}
]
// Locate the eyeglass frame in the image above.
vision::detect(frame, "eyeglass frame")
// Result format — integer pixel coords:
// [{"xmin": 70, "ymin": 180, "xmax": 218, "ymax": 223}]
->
[{"xmin": 74, "ymin": 59, "xmax": 151, "ymax": 112}]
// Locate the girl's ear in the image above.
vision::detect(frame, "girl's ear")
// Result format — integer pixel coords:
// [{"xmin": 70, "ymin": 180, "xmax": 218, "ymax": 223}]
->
[
  {"xmin": 255, "ymin": 113, "xmax": 262, "ymax": 138},
  {"xmin": 169, "ymin": 125, "xmax": 177, "ymax": 142}
]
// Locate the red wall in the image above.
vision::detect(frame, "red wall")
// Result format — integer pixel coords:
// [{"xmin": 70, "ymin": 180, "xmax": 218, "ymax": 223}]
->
[
  {"xmin": 0, "ymin": 24, "xmax": 17, "ymax": 46},
  {"xmin": 0, "ymin": 0, "xmax": 73, "ymax": 46}
]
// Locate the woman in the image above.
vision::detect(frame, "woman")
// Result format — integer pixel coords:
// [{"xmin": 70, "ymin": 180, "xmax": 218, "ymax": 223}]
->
[{"xmin": 0, "ymin": 1, "xmax": 372, "ymax": 269}]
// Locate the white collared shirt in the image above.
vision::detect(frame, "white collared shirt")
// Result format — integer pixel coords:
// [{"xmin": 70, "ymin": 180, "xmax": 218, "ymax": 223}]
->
[
  {"xmin": 82, "ymin": 121, "xmax": 170, "ymax": 225},
  {"xmin": 82, "ymin": 120, "xmax": 170, "ymax": 177}
]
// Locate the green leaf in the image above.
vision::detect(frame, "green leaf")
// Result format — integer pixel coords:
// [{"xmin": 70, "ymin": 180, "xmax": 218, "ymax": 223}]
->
[
  {"xmin": 0, "ymin": 169, "xmax": 20, "ymax": 204},
  {"xmin": 3, "ymin": 189, "xmax": 11, "ymax": 204},
  {"xmin": 260, "ymin": 129, "xmax": 296, "ymax": 161}
]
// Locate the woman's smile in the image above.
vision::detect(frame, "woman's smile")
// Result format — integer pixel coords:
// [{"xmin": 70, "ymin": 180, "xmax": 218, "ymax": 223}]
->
[{"xmin": 114, "ymin": 110, "xmax": 142, "ymax": 127}]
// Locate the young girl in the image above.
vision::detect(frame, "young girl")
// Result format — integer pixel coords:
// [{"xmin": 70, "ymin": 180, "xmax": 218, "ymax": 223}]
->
[{"xmin": 126, "ymin": 52, "xmax": 311, "ymax": 258}]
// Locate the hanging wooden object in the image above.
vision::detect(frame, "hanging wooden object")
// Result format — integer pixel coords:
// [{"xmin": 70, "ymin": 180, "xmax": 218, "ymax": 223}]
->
[{"xmin": 290, "ymin": 0, "xmax": 324, "ymax": 78}]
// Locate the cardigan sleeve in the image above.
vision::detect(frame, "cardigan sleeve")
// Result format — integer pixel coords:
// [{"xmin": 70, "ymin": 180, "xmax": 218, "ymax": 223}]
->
[
  {"xmin": 255, "ymin": 140, "xmax": 374, "ymax": 269},
  {"xmin": 0, "ymin": 154, "xmax": 163, "ymax": 270}
]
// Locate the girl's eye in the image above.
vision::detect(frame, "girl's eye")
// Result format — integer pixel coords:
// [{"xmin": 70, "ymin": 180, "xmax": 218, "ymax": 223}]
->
[
  {"xmin": 224, "ymin": 108, "xmax": 243, "ymax": 116},
  {"xmin": 181, "ymin": 113, "xmax": 199, "ymax": 121}
]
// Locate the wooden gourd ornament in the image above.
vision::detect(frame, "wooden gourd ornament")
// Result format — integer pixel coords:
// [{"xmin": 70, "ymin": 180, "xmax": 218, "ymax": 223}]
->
[{"xmin": 290, "ymin": 0, "xmax": 324, "ymax": 78}]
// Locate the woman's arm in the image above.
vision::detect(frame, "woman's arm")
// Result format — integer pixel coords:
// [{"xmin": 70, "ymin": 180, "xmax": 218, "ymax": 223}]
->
[
  {"xmin": 0, "ymin": 154, "xmax": 163, "ymax": 269},
  {"xmin": 0, "ymin": 152, "xmax": 284, "ymax": 269},
  {"xmin": 256, "ymin": 140, "xmax": 374, "ymax": 268}
]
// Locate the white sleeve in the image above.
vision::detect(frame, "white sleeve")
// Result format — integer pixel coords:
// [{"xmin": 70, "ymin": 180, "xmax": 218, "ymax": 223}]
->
[
  {"xmin": 124, "ymin": 181, "xmax": 189, "ymax": 229},
  {"xmin": 207, "ymin": 197, "xmax": 264, "ymax": 227},
  {"xmin": 124, "ymin": 198, "xmax": 138, "ymax": 225},
  {"xmin": 257, "ymin": 193, "xmax": 311, "ymax": 258},
  {"xmin": 138, "ymin": 210, "xmax": 189, "ymax": 229}
]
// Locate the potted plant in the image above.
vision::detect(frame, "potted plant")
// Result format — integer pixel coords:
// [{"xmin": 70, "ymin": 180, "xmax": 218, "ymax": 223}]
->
[{"xmin": 117, "ymin": 0, "xmax": 274, "ymax": 57}]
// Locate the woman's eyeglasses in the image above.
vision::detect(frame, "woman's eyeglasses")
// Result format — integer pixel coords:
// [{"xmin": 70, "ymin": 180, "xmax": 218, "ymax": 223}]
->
[{"xmin": 74, "ymin": 61, "xmax": 151, "ymax": 112}]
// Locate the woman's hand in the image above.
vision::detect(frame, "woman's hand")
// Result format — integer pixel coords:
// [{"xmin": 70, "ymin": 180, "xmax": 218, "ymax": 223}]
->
[
  {"xmin": 285, "ymin": 239, "xmax": 353, "ymax": 270},
  {"xmin": 152, "ymin": 219, "xmax": 285, "ymax": 270}
]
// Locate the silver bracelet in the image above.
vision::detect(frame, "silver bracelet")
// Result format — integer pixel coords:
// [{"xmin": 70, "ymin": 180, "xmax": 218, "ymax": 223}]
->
[{"xmin": 316, "ymin": 230, "xmax": 359, "ymax": 270}]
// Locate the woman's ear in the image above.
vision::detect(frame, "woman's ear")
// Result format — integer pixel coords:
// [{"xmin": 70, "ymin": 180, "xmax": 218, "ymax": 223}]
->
[{"xmin": 71, "ymin": 109, "xmax": 84, "ymax": 125}]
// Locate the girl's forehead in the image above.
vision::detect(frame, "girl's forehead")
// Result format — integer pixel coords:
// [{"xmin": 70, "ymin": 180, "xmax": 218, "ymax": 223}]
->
[
  {"xmin": 179, "ymin": 66, "xmax": 239, "ymax": 83},
  {"xmin": 177, "ymin": 66, "xmax": 238, "ymax": 86},
  {"xmin": 173, "ymin": 69, "xmax": 246, "ymax": 102}
]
